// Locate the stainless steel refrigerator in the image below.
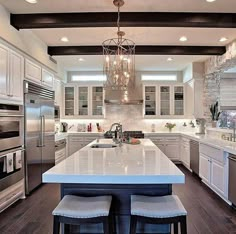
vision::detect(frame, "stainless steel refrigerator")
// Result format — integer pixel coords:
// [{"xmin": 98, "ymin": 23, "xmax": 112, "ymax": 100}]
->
[{"xmin": 24, "ymin": 81, "xmax": 55, "ymax": 194}]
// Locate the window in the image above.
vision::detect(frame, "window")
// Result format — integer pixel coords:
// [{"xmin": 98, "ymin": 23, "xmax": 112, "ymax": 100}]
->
[
  {"xmin": 71, "ymin": 75, "xmax": 107, "ymax": 82},
  {"xmin": 141, "ymin": 74, "xmax": 177, "ymax": 81}
]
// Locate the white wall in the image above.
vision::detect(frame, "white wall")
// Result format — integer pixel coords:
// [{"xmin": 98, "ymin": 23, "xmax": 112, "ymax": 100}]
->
[
  {"xmin": 0, "ymin": 4, "xmax": 57, "ymax": 73},
  {"xmin": 183, "ymin": 64, "xmax": 193, "ymax": 83}
]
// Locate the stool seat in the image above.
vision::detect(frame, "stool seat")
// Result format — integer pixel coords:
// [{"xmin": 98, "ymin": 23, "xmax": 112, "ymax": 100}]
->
[
  {"xmin": 53, "ymin": 195, "xmax": 112, "ymax": 219},
  {"xmin": 131, "ymin": 195, "xmax": 187, "ymax": 218}
]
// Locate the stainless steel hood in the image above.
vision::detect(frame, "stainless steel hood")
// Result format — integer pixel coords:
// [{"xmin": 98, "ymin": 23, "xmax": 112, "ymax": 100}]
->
[{"xmin": 104, "ymin": 85, "xmax": 143, "ymax": 105}]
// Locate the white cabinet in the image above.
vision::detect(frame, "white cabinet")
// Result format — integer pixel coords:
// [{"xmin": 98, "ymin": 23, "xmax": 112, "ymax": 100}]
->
[
  {"xmin": 149, "ymin": 135, "xmax": 180, "ymax": 161},
  {"xmin": 0, "ymin": 44, "xmax": 23, "ymax": 103},
  {"xmin": 199, "ymin": 153, "xmax": 211, "ymax": 184},
  {"xmin": 143, "ymin": 84, "xmax": 185, "ymax": 118},
  {"xmin": 25, "ymin": 59, "xmax": 41, "ymax": 83},
  {"xmin": 211, "ymin": 160, "xmax": 225, "ymax": 195},
  {"xmin": 64, "ymin": 85, "xmax": 104, "ymax": 118},
  {"xmin": 185, "ymin": 79, "xmax": 204, "ymax": 118},
  {"xmin": 199, "ymin": 143, "xmax": 227, "ymax": 198},
  {"xmin": 0, "ymin": 44, "xmax": 8, "ymax": 97},
  {"xmin": 54, "ymin": 78, "xmax": 63, "ymax": 107},
  {"xmin": 42, "ymin": 68, "xmax": 54, "ymax": 88}
]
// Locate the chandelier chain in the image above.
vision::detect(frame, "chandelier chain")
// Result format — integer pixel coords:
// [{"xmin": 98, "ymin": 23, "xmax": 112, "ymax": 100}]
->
[{"xmin": 117, "ymin": 4, "xmax": 120, "ymax": 34}]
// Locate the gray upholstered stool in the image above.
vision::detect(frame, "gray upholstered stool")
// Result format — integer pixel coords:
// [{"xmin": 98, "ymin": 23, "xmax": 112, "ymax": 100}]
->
[
  {"xmin": 130, "ymin": 195, "xmax": 187, "ymax": 234},
  {"xmin": 52, "ymin": 195, "xmax": 113, "ymax": 234}
]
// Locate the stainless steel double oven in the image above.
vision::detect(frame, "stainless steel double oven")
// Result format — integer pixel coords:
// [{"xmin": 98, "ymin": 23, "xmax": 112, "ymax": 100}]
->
[{"xmin": 0, "ymin": 103, "xmax": 24, "ymax": 191}]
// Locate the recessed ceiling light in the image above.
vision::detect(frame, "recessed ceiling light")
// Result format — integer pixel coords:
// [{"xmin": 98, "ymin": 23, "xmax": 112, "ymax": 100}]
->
[
  {"xmin": 78, "ymin": 58, "xmax": 85, "ymax": 62},
  {"xmin": 60, "ymin": 37, "xmax": 69, "ymax": 42},
  {"xmin": 25, "ymin": 0, "xmax": 38, "ymax": 3},
  {"xmin": 206, "ymin": 0, "xmax": 216, "ymax": 2},
  {"xmin": 167, "ymin": 57, "xmax": 173, "ymax": 61},
  {"xmin": 179, "ymin": 36, "xmax": 188, "ymax": 42},
  {"xmin": 219, "ymin": 37, "xmax": 228, "ymax": 42}
]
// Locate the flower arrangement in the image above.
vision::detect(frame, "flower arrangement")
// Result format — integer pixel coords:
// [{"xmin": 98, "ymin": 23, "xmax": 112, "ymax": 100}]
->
[
  {"xmin": 165, "ymin": 122, "xmax": 176, "ymax": 132},
  {"xmin": 210, "ymin": 101, "xmax": 221, "ymax": 121}
]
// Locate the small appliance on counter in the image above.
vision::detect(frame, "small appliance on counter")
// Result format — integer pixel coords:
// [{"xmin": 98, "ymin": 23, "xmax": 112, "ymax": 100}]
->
[
  {"xmin": 196, "ymin": 118, "xmax": 206, "ymax": 135},
  {"xmin": 61, "ymin": 122, "xmax": 68, "ymax": 132}
]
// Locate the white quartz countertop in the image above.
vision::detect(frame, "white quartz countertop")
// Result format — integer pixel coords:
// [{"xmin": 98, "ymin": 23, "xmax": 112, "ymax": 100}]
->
[{"xmin": 43, "ymin": 139, "xmax": 185, "ymax": 184}]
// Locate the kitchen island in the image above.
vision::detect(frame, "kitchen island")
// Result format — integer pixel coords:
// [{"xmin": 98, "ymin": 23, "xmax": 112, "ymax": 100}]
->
[{"xmin": 43, "ymin": 139, "xmax": 185, "ymax": 234}]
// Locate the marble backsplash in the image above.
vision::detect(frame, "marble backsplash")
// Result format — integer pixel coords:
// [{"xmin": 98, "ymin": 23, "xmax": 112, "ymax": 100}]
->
[{"xmin": 60, "ymin": 105, "xmax": 196, "ymax": 133}]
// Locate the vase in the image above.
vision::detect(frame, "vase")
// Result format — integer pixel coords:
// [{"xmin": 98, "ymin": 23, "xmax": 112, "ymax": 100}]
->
[
  {"xmin": 211, "ymin": 121, "xmax": 217, "ymax": 128},
  {"xmin": 168, "ymin": 128, "xmax": 172, "ymax": 133}
]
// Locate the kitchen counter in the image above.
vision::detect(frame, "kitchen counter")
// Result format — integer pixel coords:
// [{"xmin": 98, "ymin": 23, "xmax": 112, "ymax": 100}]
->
[{"xmin": 43, "ymin": 139, "xmax": 184, "ymax": 184}]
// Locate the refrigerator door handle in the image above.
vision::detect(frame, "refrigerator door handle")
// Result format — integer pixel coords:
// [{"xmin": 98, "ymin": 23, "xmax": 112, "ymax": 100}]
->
[{"xmin": 38, "ymin": 115, "xmax": 45, "ymax": 147}]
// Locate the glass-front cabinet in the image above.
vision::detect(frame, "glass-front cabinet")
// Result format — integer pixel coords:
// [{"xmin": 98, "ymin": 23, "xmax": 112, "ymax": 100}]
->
[
  {"xmin": 78, "ymin": 87, "xmax": 88, "ymax": 116},
  {"xmin": 92, "ymin": 87, "xmax": 103, "ymax": 116},
  {"xmin": 64, "ymin": 85, "xmax": 104, "ymax": 118},
  {"xmin": 64, "ymin": 86, "xmax": 75, "ymax": 116},
  {"xmin": 144, "ymin": 86, "xmax": 156, "ymax": 116},
  {"xmin": 174, "ymin": 86, "xmax": 184, "ymax": 115},
  {"xmin": 143, "ymin": 84, "xmax": 185, "ymax": 118},
  {"xmin": 160, "ymin": 86, "xmax": 170, "ymax": 116}
]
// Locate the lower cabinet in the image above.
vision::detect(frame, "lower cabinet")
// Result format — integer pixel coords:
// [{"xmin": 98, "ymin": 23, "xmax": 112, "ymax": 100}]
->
[
  {"xmin": 149, "ymin": 136, "xmax": 180, "ymax": 161},
  {"xmin": 68, "ymin": 135, "xmax": 101, "ymax": 157},
  {"xmin": 199, "ymin": 144, "xmax": 226, "ymax": 198},
  {"xmin": 181, "ymin": 141, "xmax": 190, "ymax": 169}
]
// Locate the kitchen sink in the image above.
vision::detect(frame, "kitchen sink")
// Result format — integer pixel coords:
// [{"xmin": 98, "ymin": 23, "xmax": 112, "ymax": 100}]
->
[{"xmin": 90, "ymin": 143, "xmax": 118, "ymax": 148}]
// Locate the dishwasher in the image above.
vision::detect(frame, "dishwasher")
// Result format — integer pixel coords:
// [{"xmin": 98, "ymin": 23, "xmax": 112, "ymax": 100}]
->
[
  {"xmin": 190, "ymin": 140, "xmax": 200, "ymax": 175},
  {"xmin": 229, "ymin": 154, "xmax": 236, "ymax": 207}
]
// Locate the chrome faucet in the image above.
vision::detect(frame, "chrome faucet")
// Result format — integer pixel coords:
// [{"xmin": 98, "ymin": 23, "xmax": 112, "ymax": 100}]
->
[{"xmin": 109, "ymin": 123, "xmax": 123, "ymax": 145}]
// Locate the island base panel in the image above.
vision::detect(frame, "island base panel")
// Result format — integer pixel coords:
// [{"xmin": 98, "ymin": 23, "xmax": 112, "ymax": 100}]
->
[{"xmin": 60, "ymin": 183, "xmax": 172, "ymax": 234}]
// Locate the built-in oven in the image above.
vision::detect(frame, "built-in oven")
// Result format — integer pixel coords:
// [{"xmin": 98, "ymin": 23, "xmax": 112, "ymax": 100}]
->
[
  {"xmin": 54, "ymin": 105, "xmax": 60, "ymax": 121},
  {"xmin": 0, "ymin": 104, "xmax": 24, "ymax": 152}
]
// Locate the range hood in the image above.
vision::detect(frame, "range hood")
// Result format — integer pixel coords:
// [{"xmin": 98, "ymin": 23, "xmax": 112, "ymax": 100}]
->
[{"xmin": 104, "ymin": 85, "xmax": 143, "ymax": 105}]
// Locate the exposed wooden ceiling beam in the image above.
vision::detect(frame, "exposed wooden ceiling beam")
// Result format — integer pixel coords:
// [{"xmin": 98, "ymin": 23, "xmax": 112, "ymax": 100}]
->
[
  {"xmin": 48, "ymin": 46, "xmax": 226, "ymax": 56},
  {"xmin": 11, "ymin": 12, "xmax": 236, "ymax": 29}
]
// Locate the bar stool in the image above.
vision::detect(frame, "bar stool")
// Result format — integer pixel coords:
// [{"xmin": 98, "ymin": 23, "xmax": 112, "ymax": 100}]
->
[
  {"xmin": 130, "ymin": 195, "xmax": 187, "ymax": 234},
  {"xmin": 52, "ymin": 195, "xmax": 113, "ymax": 234}
]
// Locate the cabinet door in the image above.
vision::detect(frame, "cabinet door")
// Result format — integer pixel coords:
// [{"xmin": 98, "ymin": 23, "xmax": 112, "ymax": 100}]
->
[
  {"xmin": 160, "ymin": 86, "xmax": 171, "ymax": 116},
  {"xmin": 156, "ymin": 144, "xmax": 165, "ymax": 154},
  {"xmin": 211, "ymin": 160, "xmax": 225, "ymax": 196},
  {"xmin": 199, "ymin": 153, "xmax": 211, "ymax": 184},
  {"xmin": 78, "ymin": 87, "xmax": 89, "ymax": 116},
  {"xmin": 144, "ymin": 86, "xmax": 156, "ymax": 116},
  {"xmin": 42, "ymin": 69, "xmax": 54, "ymax": 88},
  {"xmin": 64, "ymin": 86, "xmax": 75, "ymax": 116},
  {"xmin": 25, "ymin": 59, "xmax": 41, "ymax": 83},
  {"xmin": 165, "ymin": 144, "xmax": 179, "ymax": 160},
  {"xmin": 174, "ymin": 86, "xmax": 184, "ymax": 115},
  {"xmin": 0, "ymin": 45, "xmax": 9, "ymax": 96},
  {"xmin": 181, "ymin": 145, "xmax": 190, "ymax": 167},
  {"xmin": 54, "ymin": 79, "xmax": 63, "ymax": 106},
  {"xmin": 92, "ymin": 86, "xmax": 104, "ymax": 116},
  {"xmin": 9, "ymin": 51, "xmax": 23, "ymax": 102}
]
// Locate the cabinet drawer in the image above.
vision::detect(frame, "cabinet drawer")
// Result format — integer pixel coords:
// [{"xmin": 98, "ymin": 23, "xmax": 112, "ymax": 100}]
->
[
  {"xmin": 69, "ymin": 136, "xmax": 84, "ymax": 142},
  {"xmin": 199, "ymin": 143, "xmax": 223, "ymax": 163}
]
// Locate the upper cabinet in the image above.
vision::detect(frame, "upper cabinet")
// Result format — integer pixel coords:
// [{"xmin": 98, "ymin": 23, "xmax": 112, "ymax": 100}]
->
[
  {"xmin": 25, "ymin": 59, "xmax": 41, "ymax": 83},
  {"xmin": 42, "ymin": 68, "xmax": 54, "ymax": 88},
  {"xmin": 25, "ymin": 59, "xmax": 54, "ymax": 89},
  {"xmin": 54, "ymin": 78, "xmax": 63, "ymax": 107},
  {"xmin": 64, "ymin": 84, "xmax": 104, "ymax": 118},
  {"xmin": 0, "ymin": 44, "xmax": 24, "ymax": 104},
  {"xmin": 144, "ymin": 84, "xmax": 185, "ymax": 118}
]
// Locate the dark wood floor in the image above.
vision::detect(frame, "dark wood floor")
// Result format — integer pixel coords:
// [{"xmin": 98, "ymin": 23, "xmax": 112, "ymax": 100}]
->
[{"xmin": 0, "ymin": 165, "xmax": 235, "ymax": 234}]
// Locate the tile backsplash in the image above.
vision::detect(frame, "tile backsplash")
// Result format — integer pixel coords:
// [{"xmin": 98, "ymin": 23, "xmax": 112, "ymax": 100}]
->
[{"xmin": 61, "ymin": 105, "xmax": 196, "ymax": 133}]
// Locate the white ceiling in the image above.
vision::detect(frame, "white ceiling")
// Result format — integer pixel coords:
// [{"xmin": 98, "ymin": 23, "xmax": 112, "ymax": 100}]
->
[
  {"xmin": 1, "ymin": 0, "xmax": 236, "ymax": 72},
  {"xmin": 55, "ymin": 55, "xmax": 208, "ymax": 72},
  {"xmin": 1, "ymin": 0, "xmax": 236, "ymax": 13}
]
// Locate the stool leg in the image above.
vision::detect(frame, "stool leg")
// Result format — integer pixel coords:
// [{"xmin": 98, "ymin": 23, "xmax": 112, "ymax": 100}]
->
[
  {"xmin": 174, "ymin": 222, "xmax": 178, "ymax": 234},
  {"xmin": 129, "ymin": 215, "xmax": 137, "ymax": 234},
  {"xmin": 109, "ymin": 213, "xmax": 116, "ymax": 233},
  {"xmin": 180, "ymin": 216, "xmax": 187, "ymax": 234},
  {"xmin": 103, "ymin": 217, "xmax": 110, "ymax": 234},
  {"xmin": 53, "ymin": 216, "xmax": 60, "ymax": 234},
  {"xmin": 64, "ymin": 224, "xmax": 70, "ymax": 234}
]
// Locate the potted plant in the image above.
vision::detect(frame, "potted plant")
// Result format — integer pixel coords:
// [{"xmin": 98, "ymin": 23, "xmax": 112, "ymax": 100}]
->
[
  {"xmin": 165, "ymin": 123, "xmax": 176, "ymax": 132},
  {"xmin": 210, "ymin": 101, "xmax": 221, "ymax": 127}
]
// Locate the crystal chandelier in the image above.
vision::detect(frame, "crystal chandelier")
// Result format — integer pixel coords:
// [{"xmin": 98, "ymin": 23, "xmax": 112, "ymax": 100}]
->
[{"xmin": 102, "ymin": 0, "xmax": 135, "ymax": 91}]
